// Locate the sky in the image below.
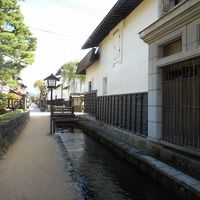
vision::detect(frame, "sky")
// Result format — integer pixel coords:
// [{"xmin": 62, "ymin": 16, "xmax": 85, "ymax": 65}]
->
[{"xmin": 20, "ymin": 0, "xmax": 118, "ymax": 94}]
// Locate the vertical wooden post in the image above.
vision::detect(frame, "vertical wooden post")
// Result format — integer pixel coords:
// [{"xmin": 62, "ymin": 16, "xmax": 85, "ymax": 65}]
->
[
  {"xmin": 50, "ymin": 88, "xmax": 53, "ymax": 134},
  {"xmin": 22, "ymin": 95, "xmax": 27, "ymax": 111}
]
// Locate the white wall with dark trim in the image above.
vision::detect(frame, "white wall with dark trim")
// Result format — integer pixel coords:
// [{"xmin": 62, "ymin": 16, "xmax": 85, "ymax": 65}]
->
[{"xmin": 85, "ymin": 0, "xmax": 159, "ymax": 96}]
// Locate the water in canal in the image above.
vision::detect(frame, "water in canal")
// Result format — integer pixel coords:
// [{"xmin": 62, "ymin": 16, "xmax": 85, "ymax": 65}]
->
[{"xmin": 56, "ymin": 125, "xmax": 180, "ymax": 200}]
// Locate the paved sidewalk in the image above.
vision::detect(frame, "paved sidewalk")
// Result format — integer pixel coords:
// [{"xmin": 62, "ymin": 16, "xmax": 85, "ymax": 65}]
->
[{"xmin": 0, "ymin": 107, "xmax": 77, "ymax": 200}]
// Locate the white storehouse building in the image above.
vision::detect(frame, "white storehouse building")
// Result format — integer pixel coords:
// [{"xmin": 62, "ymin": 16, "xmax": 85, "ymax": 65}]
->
[{"xmin": 77, "ymin": 0, "xmax": 200, "ymax": 153}]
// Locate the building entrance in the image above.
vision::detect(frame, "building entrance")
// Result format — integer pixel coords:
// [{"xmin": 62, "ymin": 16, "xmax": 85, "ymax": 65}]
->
[{"xmin": 162, "ymin": 57, "xmax": 200, "ymax": 150}]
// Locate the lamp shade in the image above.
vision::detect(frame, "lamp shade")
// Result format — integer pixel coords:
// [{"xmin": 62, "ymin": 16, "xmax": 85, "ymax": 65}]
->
[{"xmin": 44, "ymin": 73, "xmax": 60, "ymax": 88}]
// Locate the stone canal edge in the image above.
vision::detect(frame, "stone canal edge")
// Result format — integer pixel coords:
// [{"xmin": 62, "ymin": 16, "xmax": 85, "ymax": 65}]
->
[{"xmin": 71, "ymin": 118, "xmax": 200, "ymax": 200}]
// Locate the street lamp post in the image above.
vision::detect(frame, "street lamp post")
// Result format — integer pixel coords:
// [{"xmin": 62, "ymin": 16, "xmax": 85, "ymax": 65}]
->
[{"xmin": 44, "ymin": 74, "xmax": 59, "ymax": 134}]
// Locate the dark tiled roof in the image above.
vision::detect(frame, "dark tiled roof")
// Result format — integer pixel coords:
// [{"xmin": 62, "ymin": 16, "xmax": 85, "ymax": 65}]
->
[
  {"xmin": 18, "ymin": 83, "xmax": 27, "ymax": 88},
  {"xmin": 76, "ymin": 48, "xmax": 99, "ymax": 74},
  {"xmin": 63, "ymin": 86, "xmax": 69, "ymax": 90},
  {"xmin": 9, "ymin": 89, "xmax": 23, "ymax": 96},
  {"xmin": 44, "ymin": 73, "xmax": 60, "ymax": 81},
  {"xmin": 55, "ymin": 84, "xmax": 61, "ymax": 89},
  {"xmin": 82, "ymin": 0, "xmax": 143, "ymax": 49},
  {"xmin": 55, "ymin": 68, "xmax": 61, "ymax": 76}
]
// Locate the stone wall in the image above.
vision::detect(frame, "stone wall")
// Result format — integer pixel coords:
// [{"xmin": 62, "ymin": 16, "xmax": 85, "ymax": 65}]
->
[{"xmin": 0, "ymin": 111, "xmax": 30, "ymax": 154}]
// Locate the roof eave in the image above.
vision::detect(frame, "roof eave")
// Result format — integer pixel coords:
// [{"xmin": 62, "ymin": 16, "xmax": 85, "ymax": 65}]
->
[
  {"xmin": 82, "ymin": 0, "xmax": 143, "ymax": 49},
  {"xmin": 76, "ymin": 48, "xmax": 99, "ymax": 74}
]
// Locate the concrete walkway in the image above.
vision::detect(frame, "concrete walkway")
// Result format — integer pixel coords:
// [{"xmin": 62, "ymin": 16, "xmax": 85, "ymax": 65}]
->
[{"xmin": 0, "ymin": 105, "xmax": 77, "ymax": 200}]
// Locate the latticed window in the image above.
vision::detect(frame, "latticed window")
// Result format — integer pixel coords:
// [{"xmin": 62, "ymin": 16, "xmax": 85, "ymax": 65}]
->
[
  {"xmin": 163, "ymin": 38, "xmax": 182, "ymax": 57},
  {"xmin": 162, "ymin": 0, "xmax": 183, "ymax": 13},
  {"xmin": 162, "ymin": 57, "xmax": 200, "ymax": 150}
]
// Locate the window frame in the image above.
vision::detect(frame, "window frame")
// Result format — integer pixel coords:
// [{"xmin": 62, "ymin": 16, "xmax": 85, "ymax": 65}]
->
[
  {"xmin": 162, "ymin": 37, "xmax": 182, "ymax": 57},
  {"xmin": 110, "ymin": 21, "xmax": 123, "ymax": 66},
  {"xmin": 113, "ymin": 29, "xmax": 121, "ymax": 60},
  {"xmin": 102, "ymin": 77, "xmax": 107, "ymax": 95},
  {"xmin": 198, "ymin": 24, "xmax": 200, "ymax": 46},
  {"xmin": 88, "ymin": 81, "xmax": 92, "ymax": 92},
  {"xmin": 158, "ymin": 36, "xmax": 183, "ymax": 58},
  {"xmin": 161, "ymin": 0, "xmax": 184, "ymax": 15}
]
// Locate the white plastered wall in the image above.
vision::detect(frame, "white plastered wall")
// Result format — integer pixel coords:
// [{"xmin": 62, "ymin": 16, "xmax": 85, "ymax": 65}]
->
[
  {"xmin": 85, "ymin": 0, "xmax": 159, "ymax": 96},
  {"xmin": 85, "ymin": 61, "xmax": 100, "ymax": 95}
]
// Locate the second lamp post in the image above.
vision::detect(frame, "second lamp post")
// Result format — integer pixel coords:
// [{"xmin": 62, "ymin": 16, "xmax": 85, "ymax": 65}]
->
[{"xmin": 44, "ymin": 73, "xmax": 59, "ymax": 134}]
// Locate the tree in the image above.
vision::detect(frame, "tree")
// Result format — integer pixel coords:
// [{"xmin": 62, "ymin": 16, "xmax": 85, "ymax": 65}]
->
[
  {"xmin": 61, "ymin": 61, "xmax": 78, "ymax": 89},
  {"xmin": 0, "ymin": 0, "xmax": 37, "ymax": 86},
  {"xmin": 33, "ymin": 80, "xmax": 46, "ymax": 107},
  {"xmin": 0, "ymin": 56, "xmax": 18, "ymax": 87},
  {"xmin": 61, "ymin": 61, "xmax": 85, "ymax": 92},
  {"xmin": 0, "ymin": 93, "xmax": 8, "ymax": 114}
]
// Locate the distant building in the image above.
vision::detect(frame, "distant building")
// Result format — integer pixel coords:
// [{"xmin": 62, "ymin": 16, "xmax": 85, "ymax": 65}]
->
[
  {"xmin": 46, "ymin": 66, "xmax": 85, "ymax": 111},
  {"xmin": 8, "ymin": 78, "xmax": 28, "ymax": 110}
]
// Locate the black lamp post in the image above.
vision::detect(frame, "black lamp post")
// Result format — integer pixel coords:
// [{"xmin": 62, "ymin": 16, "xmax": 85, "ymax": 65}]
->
[{"xmin": 44, "ymin": 74, "xmax": 59, "ymax": 134}]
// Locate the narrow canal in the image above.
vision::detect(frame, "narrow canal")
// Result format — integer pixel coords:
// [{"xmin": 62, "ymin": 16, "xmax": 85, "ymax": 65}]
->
[{"xmin": 56, "ymin": 125, "xmax": 181, "ymax": 200}]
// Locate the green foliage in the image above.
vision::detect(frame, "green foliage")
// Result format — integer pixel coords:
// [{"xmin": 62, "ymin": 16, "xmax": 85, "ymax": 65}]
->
[
  {"xmin": 0, "ymin": 0, "xmax": 37, "ymax": 85},
  {"xmin": 61, "ymin": 61, "xmax": 86, "ymax": 90},
  {"xmin": 30, "ymin": 95, "xmax": 37, "ymax": 103},
  {"xmin": 0, "ymin": 93, "xmax": 8, "ymax": 110},
  {"xmin": 0, "ymin": 109, "xmax": 23, "ymax": 121},
  {"xmin": 77, "ymin": 73, "xmax": 86, "ymax": 86},
  {"xmin": 61, "ymin": 61, "xmax": 78, "ymax": 86},
  {"xmin": 0, "ymin": 55, "xmax": 19, "ymax": 87},
  {"xmin": 7, "ymin": 92, "xmax": 21, "ymax": 100},
  {"xmin": 33, "ymin": 80, "xmax": 46, "ymax": 99}
]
